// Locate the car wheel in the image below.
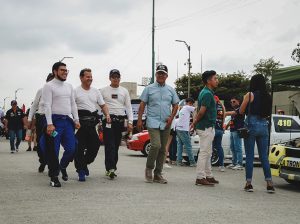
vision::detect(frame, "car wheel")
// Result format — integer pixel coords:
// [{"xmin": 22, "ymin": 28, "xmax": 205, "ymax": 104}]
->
[
  {"xmin": 142, "ymin": 141, "xmax": 151, "ymax": 156},
  {"xmin": 211, "ymin": 148, "xmax": 219, "ymax": 166},
  {"xmin": 285, "ymin": 179, "xmax": 300, "ymax": 186}
]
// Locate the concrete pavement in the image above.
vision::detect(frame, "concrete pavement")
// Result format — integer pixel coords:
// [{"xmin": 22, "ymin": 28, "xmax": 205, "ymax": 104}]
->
[{"xmin": 0, "ymin": 138, "xmax": 299, "ymax": 224}]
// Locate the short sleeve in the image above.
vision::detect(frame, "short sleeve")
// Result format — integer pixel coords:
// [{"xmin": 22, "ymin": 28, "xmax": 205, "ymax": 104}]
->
[
  {"xmin": 201, "ymin": 93, "xmax": 212, "ymax": 107},
  {"xmin": 96, "ymin": 89, "xmax": 105, "ymax": 106},
  {"xmin": 140, "ymin": 87, "xmax": 149, "ymax": 103}
]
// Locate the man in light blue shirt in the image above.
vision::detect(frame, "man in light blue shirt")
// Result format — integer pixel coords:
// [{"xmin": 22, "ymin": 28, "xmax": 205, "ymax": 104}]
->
[{"xmin": 137, "ymin": 64, "xmax": 179, "ymax": 184}]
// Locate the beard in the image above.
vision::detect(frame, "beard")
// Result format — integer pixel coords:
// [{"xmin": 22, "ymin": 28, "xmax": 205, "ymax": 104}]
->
[{"xmin": 57, "ymin": 75, "xmax": 66, "ymax": 82}]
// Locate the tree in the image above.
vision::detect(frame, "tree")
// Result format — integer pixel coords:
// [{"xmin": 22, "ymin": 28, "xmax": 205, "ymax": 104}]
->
[
  {"xmin": 252, "ymin": 57, "xmax": 283, "ymax": 83},
  {"xmin": 175, "ymin": 72, "xmax": 250, "ymax": 110},
  {"xmin": 291, "ymin": 43, "xmax": 300, "ymax": 63}
]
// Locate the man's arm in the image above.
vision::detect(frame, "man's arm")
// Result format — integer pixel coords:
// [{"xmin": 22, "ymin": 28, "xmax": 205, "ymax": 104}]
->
[
  {"xmin": 190, "ymin": 106, "xmax": 207, "ymax": 130},
  {"xmin": 137, "ymin": 101, "xmax": 146, "ymax": 132},
  {"xmin": 99, "ymin": 104, "xmax": 111, "ymax": 123}
]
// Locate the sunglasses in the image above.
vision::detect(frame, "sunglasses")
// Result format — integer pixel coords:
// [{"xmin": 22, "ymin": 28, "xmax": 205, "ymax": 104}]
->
[{"xmin": 59, "ymin": 69, "xmax": 69, "ymax": 73}]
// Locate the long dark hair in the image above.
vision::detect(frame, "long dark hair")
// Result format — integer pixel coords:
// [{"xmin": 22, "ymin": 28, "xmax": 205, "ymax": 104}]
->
[{"xmin": 249, "ymin": 74, "xmax": 272, "ymax": 118}]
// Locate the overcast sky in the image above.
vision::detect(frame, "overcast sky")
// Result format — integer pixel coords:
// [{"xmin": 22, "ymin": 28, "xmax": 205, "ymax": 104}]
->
[{"xmin": 0, "ymin": 0, "xmax": 299, "ymax": 110}]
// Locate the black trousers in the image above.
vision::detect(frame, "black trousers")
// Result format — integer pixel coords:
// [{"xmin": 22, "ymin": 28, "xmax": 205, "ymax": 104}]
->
[
  {"xmin": 74, "ymin": 125, "xmax": 100, "ymax": 172},
  {"xmin": 35, "ymin": 114, "xmax": 46, "ymax": 165},
  {"xmin": 103, "ymin": 120, "xmax": 123, "ymax": 172}
]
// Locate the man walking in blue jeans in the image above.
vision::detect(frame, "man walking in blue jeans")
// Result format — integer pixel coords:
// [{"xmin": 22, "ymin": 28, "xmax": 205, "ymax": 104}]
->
[
  {"xmin": 176, "ymin": 98, "xmax": 196, "ymax": 167},
  {"xmin": 137, "ymin": 64, "xmax": 179, "ymax": 184},
  {"xmin": 191, "ymin": 70, "xmax": 219, "ymax": 186},
  {"xmin": 226, "ymin": 97, "xmax": 245, "ymax": 170}
]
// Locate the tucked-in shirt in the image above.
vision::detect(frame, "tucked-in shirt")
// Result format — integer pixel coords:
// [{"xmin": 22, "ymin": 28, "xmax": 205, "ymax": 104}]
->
[
  {"xmin": 140, "ymin": 82, "xmax": 180, "ymax": 130},
  {"xmin": 196, "ymin": 86, "xmax": 216, "ymax": 130},
  {"xmin": 75, "ymin": 86, "xmax": 105, "ymax": 113},
  {"xmin": 100, "ymin": 85, "xmax": 133, "ymax": 122},
  {"xmin": 176, "ymin": 105, "xmax": 195, "ymax": 131},
  {"xmin": 5, "ymin": 108, "xmax": 25, "ymax": 130},
  {"xmin": 42, "ymin": 78, "xmax": 79, "ymax": 125}
]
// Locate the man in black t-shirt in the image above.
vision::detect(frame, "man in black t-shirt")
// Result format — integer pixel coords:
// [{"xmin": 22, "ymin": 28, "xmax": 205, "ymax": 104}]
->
[{"xmin": 4, "ymin": 100, "xmax": 26, "ymax": 153}]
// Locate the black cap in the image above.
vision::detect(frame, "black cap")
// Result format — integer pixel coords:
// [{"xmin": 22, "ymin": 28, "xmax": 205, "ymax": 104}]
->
[
  {"xmin": 109, "ymin": 69, "xmax": 121, "ymax": 77},
  {"xmin": 156, "ymin": 64, "xmax": 168, "ymax": 74},
  {"xmin": 11, "ymin": 100, "xmax": 17, "ymax": 106}
]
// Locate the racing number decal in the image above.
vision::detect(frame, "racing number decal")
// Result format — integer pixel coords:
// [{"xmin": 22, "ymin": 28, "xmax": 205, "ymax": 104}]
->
[{"xmin": 277, "ymin": 119, "xmax": 292, "ymax": 127}]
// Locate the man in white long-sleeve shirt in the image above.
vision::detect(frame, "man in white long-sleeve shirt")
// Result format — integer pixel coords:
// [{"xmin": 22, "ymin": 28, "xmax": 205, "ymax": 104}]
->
[
  {"xmin": 41, "ymin": 62, "xmax": 80, "ymax": 187},
  {"xmin": 74, "ymin": 68, "xmax": 111, "ymax": 182},
  {"xmin": 100, "ymin": 69, "xmax": 133, "ymax": 179},
  {"xmin": 28, "ymin": 73, "xmax": 54, "ymax": 173}
]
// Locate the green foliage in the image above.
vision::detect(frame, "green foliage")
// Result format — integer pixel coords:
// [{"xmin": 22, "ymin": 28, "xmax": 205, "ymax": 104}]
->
[
  {"xmin": 174, "ymin": 73, "xmax": 203, "ymax": 100},
  {"xmin": 252, "ymin": 57, "xmax": 283, "ymax": 83},
  {"xmin": 291, "ymin": 43, "xmax": 300, "ymax": 63}
]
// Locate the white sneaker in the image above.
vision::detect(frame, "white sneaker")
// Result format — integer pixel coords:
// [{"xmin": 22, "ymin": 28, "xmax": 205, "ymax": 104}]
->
[
  {"xmin": 226, "ymin": 164, "xmax": 235, "ymax": 169},
  {"xmin": 164, "ymin": 163, "xmax": 172, "ymax": 169},
  {"xmin": 232, "ymin": 165, "xmax": 244, "ymax": 170},
  {"xmin": 219, "ymin": 166, "xmax": 225, "ymax": 172}
]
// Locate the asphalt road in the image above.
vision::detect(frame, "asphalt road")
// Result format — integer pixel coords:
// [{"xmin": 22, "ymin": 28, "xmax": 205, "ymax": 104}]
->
[{"xmin": 0, "ymin": 138, "xmax": 299, "ymax": 224}]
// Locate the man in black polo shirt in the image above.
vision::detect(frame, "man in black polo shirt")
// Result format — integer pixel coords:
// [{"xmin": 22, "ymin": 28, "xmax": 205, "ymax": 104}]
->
[{"xmin": 4, "ymin": 100, "xmax": 26, "ymax": 153}]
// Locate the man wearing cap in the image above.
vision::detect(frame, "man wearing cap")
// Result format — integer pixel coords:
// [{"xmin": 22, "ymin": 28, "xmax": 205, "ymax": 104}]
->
[
  {"xmin": 100, "ymin": 69, "xmax": 133, "ymax": 179},
  {"xmin": 137, "ymin": 64, "xmax": 179, "ymax": 184},
  {"xmin": 191, "ymin": 70, "xmax": 219, "ymax": 186},
  {"xmin": 27, "ymin": 73, "xmax": 54, "ymax": 173},
  {"xmin": 74, "ymin": 68, "xmax": 111, "ymax": 181},
  {"xmin": 4, "ymin": 100, "xmax": 26, "ymax": 153},
  {"xmin": 41, "ymin": 62, "xmax": 80, "ymax": 187}
]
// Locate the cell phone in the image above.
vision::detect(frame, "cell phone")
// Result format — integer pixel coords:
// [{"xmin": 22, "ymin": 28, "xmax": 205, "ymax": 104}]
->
[{"xmin": 51, "ymin": 131, "xmax": 58, "ymax": 137}]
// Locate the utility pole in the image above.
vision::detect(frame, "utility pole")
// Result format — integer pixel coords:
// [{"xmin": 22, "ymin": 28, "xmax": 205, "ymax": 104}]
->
[
  {"xmin": 3, "ymin": 97, "xmax": 9, "ymax": 112},
  {"xmin": 14, "ymin": 88, "xmax": 23, "ymax": 101},
  {"xmin": 175, "ymin": 40, "xmax": 191, "ymax": 98},
  {"xmin": 151, "ymin": 0, "xmax": 155, "ymax": 84},
  {"xmin": 59, "ymin": 56, "xmax": 74, "ymax": 62}
]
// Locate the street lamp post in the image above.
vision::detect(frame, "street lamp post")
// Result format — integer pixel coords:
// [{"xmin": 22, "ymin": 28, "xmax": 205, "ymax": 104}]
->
[
  {"xmin": 14, "ymin": 88, "xmax": 23, "ymax": 101},
  {"xmin": 3, "ymin": 97, "xmax": 9, "ymax": 112},
  {"xmin": 59, "ymin": 56, "xmax": 74, "ymax": 62},
  {"xmin": 175, "ymin": 40, "xmax": 191, "ymax": 98}
]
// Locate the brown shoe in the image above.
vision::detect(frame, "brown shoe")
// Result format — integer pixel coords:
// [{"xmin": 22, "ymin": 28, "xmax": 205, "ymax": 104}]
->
[
  {"xmin": 145, "ymin": 168, "xmax": 153, "ymax": 183},
  {"xmin": 195, "ymin": 178, "xmax": 214, "ymax": 186},
  {"xmin": 206, "ymin": 177, "xmax": 219, "ymax": 184},
  {"xmin": 153, "ymin": 175, "xmax": 168, "ymax": 184}
]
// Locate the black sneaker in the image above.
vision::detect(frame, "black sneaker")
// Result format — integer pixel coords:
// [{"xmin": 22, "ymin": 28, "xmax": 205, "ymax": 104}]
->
[
  {"xmin": 38, "ymin": 163, "xmax": 46, "ymax": 173},
  {"xmin": 106, "ymin": 170, "xmax": 117, "ymax": 179},
  {"xmin": 267, "ymin": 185, "xmax": 275, "ymax": 193},
  {"xmin": 50, "ymin": 177, "xmax": 61, "ymax": 187},
  {"xmin": 61, "ymin": 168, "xmax": 68, "ymax": 181},
  {"xmin": 33, "ymin": 146, "xmax": 38, "ymax": 151},
  {"xmin": 10, "ymin": 150, "xmax": 15, "ymax": 154},
  {"xmin": 26, "ymin": 146, "xmax": 32, "ymax": 151},
  {"xmin": 244, "ymin": 184, "xmax": 254, "ymax": 192},
  {"xmin": 85, "ymin": 167, "xmax": 90, "ymax": 176}
]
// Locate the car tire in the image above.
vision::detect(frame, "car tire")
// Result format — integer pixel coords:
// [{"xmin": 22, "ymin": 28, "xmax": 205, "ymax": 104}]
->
[
  {"xmin": 142, "ymin": 141, "xmax": 151, "ymax": 157},
  {"xmin": 285, "ymin": 179, "xmax": 300, "ymax": 186}
]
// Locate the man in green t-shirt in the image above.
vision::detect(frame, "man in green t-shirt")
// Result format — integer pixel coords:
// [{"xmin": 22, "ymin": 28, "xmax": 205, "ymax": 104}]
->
[{"xmin": 191, "ymin": 70, "xmax": 219, "ymax": 186}]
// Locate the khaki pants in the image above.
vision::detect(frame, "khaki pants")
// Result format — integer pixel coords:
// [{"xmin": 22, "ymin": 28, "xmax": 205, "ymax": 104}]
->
[
  {"xmin": 146, "ymin": 128, "xmax": 170, "ymax": 175},
  {"xmin": 196, "ymin": 127, "xmax": 215, "ymax": 179}
]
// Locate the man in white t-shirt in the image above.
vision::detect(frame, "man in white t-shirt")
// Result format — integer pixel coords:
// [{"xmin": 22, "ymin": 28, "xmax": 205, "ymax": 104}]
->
[
  {"xmin": 74, "ymin": 68, "xmax": 110, "ymax": 181},
  {"xmin": 100, "ymin": 69, "xmax": 133, "ymax": 179},
  {"xmin": 176, "ymin": 98, "xmax": 196, "ymax": 167}
]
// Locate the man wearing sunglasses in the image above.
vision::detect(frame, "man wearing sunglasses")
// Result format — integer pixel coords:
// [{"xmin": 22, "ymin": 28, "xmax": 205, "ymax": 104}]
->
[
  {"xmin": 137, "ymin": 64, "xmax": 179, "ymax": 184},
  {"xmin": 225, "ymin": 96, "xmax": 245, "ymax": 170},
  {"xmin": 41, "ymin": 62, "xmax": 80, "ymax": 187},
  {"xmin": 100, "ymin": 69, "xmax": 133, "ymax": 179}
]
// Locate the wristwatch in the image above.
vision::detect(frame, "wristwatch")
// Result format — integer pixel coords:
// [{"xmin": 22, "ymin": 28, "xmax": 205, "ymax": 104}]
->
[{"xmin": 128, "ymin": 120, "xmax": 133, "ymax": 125}]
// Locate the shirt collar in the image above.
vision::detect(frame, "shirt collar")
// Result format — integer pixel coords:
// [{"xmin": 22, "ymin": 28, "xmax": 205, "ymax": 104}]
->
[
  {"xmin": 155, "ymin": 81, "xmax": 166, "ymax": 87},
  {"xmin": 204, "ymin": 86, "xmax": 214, "ymax": 94}
]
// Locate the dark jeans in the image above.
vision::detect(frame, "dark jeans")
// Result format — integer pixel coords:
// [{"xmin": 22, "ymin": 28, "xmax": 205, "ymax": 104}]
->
[
  {"xmin": 74, "ymin": 125, "xmax": 101, "ymax": 172},
  {"xmin": 9, "ymin": 129, "xmax": 22, "ymax": 151},
  {"xmin": 169, "ymin": 130, "xmax": 177, "ymax": 161},
  {"xmin": 103, "ymin": 120, "xmax": 123, "ymax": 172},
  {"xmin": 213, "ymin": 129, "xmax": 224, "ymax": 166},
  {"xmin": 35, "ymin": 114, "xmax": 46, "ymax": 165}
]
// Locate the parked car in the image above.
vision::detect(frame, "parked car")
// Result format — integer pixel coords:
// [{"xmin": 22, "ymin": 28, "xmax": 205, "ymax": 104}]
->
[{"xmin": 127, "ymin": 114, "xmax": 300, "ymax": 165}]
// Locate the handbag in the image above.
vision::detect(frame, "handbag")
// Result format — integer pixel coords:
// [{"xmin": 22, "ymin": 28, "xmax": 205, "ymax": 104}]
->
[{"xmin": 237, "ymin": 93, "xmax": 251, "ymax": 139}]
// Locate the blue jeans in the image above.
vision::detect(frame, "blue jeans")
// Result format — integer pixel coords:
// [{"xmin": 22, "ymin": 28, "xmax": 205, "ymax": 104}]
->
[
  {"xmin": 176, "ymin": 130, "xmax": 195, "ymax": 164},
  {"xmin": 169, "ymin": 131, "xmax": 177, "ymax": 161},
  {"xmin": 230, "ymin": 131, "xmax": 243, "ymax": 166},
  {"xmin": 244, "ymin": 115, "xmax": 272, "ymax": 182},
  {"xmin": 9, "ymin": 129, "xmax": 23, "ymax": 150},
  {"xmin": 213, "ymin": 129, "xmax": 224, "ymax": 166}
]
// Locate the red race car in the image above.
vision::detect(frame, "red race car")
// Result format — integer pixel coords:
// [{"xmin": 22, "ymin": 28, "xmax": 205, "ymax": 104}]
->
[{"xmin": 127, "ymin": 130, "xmax": 151, "ymax": 156}]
